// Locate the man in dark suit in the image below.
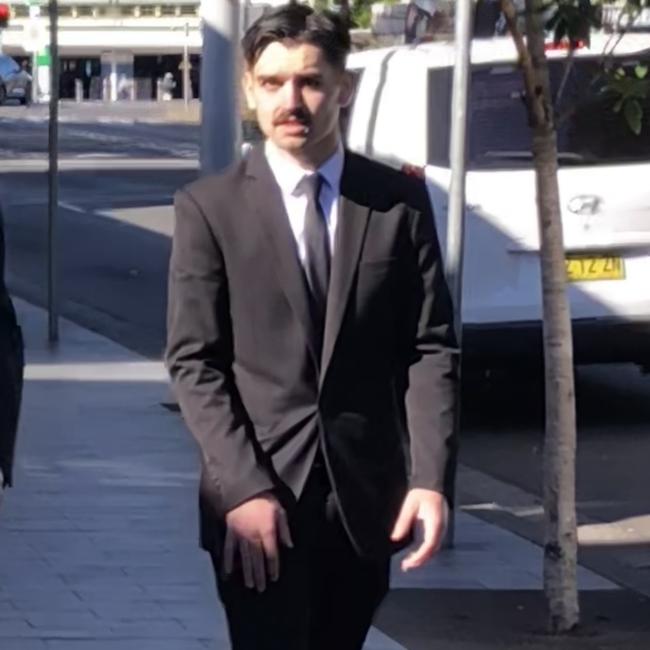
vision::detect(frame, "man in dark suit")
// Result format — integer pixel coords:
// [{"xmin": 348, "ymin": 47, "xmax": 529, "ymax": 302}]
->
[
  {"xmin": 166, "ymin": 4, "xmax": 458, "ymax": 649},
  {"xmin": 0, "ymin": 208, "xmax": 23, "ymax": 505}
]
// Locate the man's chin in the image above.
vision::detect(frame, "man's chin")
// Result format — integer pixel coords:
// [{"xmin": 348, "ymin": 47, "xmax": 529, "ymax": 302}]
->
[{"xmin": 271, "ymin": 134, "xmax": 309, "ymax": 153}]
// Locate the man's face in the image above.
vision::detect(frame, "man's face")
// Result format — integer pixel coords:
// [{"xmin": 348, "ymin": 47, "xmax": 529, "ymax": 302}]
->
[{"xmin": 244, "ymin": 41, "xmax": 353, "ymax": 161}]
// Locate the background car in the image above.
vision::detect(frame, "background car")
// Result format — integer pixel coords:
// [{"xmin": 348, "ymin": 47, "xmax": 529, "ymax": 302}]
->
[
  {"xmin": 0, "ymin": 54, "xmax": 31, "ymax": 105},
  {"xmin": 346, "ymin": 35, "xmax": 650, "ymax": 369}
]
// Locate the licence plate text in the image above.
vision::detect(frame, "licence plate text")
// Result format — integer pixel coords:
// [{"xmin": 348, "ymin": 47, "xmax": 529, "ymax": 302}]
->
[{"xmin": 565, "ymin": 256, "xmax": 625, "ymax": 282}]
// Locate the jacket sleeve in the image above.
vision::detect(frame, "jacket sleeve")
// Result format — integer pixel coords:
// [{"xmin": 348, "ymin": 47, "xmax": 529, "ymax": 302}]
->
[
  {"xmin": 166, "ymin": 189, "xmax": 275, "ymax": 515},
  {"xmin": 403, "ymin": 181, "xmax": 460, "ymax": 496},
  {"xmin": 0, "ymin": 207, "xmax": 23, "ymax": 488}
]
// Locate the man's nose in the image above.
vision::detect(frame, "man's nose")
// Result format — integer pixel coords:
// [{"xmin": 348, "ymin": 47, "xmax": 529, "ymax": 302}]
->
[{"xmin": 281, "ymin": 80, "xmax": 302, "ymax": 109}]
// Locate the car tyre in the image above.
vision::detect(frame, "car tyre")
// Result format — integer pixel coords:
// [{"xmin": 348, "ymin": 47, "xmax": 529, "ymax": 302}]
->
[{"xmin": 0, "ymin": 85, "xmax": 6, "ymax": 105}]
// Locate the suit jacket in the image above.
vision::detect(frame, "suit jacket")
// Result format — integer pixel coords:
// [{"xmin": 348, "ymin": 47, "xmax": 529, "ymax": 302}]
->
[
  {"xmin": 166, "ymin": 145, "xmax": 459, "ymax": 558},
  {"xmin": 0, "ymin": 208, "xmax": 24, "ymax": 488}
]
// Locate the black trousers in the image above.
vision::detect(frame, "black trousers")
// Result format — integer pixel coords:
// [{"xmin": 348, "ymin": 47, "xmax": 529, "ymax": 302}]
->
[{"xmin": 211, "ymin": 462, "xmax": 390, "ymax": 650}]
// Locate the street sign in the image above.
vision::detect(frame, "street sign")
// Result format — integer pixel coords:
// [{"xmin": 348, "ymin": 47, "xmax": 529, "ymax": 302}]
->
[{"xmin": 25, "ymin": 18, "xmax": 48, "ymax": 53}]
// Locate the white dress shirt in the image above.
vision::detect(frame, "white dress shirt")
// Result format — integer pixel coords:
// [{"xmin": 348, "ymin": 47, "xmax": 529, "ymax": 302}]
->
[{"xmin": 265, "ymin": 140, "xmax": 344, "ymax": 265}]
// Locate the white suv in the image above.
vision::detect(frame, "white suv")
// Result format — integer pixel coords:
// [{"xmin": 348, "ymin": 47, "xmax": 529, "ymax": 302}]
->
[{"xmin": 346, "ymin": 35, "xmax": 650, "ymax": 367}]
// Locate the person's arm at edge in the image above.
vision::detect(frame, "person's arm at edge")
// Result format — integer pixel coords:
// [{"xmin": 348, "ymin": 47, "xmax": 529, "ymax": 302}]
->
[{"xmin": 0, "ymin": 206, "xmax": 22, "ymax": 490}]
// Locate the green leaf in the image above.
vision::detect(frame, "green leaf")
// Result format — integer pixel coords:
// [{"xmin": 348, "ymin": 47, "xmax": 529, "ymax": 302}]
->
[
  {"xmin": 635, "ymin": 65, "xmax": 649, "ymax": 80},
  {"xmin": 615, "ymin": 67, "xmax": 626, "ymax": 79},
  {"xmin": 554, "ymin": 20, "xmax": 567, "ymax": 45},
  {"xmin": 624, "ymin": 99, "xmax": 643, "ymax": 135},
  {"xmin": 613, "ymin": 98, "xmax": 624, "ymax": 113}
]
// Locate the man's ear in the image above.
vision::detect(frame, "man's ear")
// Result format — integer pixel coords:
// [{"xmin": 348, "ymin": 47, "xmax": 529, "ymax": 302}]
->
[
  {"xmin": 338, "ymin": 71, "xmax": 356, "ymax": 108},
  {"xmin": 243, "ymin": 70, "xmax": 257, "ymax": 111}
]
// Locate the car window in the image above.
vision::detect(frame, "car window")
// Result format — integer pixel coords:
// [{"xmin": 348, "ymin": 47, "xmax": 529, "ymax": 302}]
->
[
  {"xmin": 427, "ymin": 54, "xmax": 650, "ymax": 169},
  {"xmin": 427, "ymin": 67, "xmax": 453, "ymax": 167},
  {"xmin": 468, "ymin": 55, "xmax": 650, "ymax": 168}
]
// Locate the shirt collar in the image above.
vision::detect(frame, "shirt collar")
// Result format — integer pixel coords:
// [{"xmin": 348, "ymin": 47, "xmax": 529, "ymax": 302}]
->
[{"xmin": 265, "ymin": 140, "xmax": 344, "ymax": 197}]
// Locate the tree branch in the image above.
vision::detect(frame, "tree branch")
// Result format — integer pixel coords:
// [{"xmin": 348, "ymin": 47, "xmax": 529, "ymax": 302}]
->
[
  {"xmin": 556, "ymin": 0, "xmax": 641, "ymax": 127},
  {"xmin": 501, "ymin": 0, "xmax": 547, "ymax": 127},
  {"xmin": 554, "ymin": 46, "xmax": 576, "ymax": 109}
]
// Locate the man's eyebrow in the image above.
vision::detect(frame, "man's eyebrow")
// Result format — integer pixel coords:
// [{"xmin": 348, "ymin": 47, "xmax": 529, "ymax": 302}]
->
[
  {"xmin": 256, "ymin": 74, "xmax": 283, "ymax": 83},
  {"xmin": 256, "ymin": 71, "xmax": 323, "ymax": 82}
]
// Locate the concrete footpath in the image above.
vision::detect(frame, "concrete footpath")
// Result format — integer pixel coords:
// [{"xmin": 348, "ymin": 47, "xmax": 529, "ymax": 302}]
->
[{"xmin": 0, "ymin": 299, "xmax": 647, "ymax": 649}]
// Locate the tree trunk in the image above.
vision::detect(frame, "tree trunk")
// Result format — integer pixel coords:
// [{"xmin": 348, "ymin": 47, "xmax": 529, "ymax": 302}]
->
[{"xmin": 525, "ymin": 0, "xmax": 580, "ymax": 633}]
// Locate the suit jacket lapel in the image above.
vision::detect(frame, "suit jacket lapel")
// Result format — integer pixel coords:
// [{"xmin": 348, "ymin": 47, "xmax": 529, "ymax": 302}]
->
[
  {"xmin": 245, "ymin": 146, "xmax": 320, "ymax": 367},
  {"xmin": 320, "ymin": 158, "xmax": 371, "ymax": 385}
]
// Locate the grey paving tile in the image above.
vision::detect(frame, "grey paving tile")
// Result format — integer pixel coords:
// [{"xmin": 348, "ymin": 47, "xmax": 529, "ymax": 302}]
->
[
  {"xmin": 364, "ymin": 626, "xmax": 406, "ymax": 650},
  {"xmin": 87, "ymin": 601, "xmax": 166, "ymax": 621},
  {"xmin": 107, "ymin": 619, "xmax": 192, "ymax": 637},
  {"xmin": 10, "ymin": 596, "xmax": 88, "ymax": 612},
  {"xmin": 0, "ymin": 599, "xmax": 18, "ymax": 614},
  {"xmin": 23, "ymin": 612, "xmax": 101, "ymax": 629},
  {"xmin": 121, "ymin": 566, "xmax": 203, "ymax": 586},
  {"xmin": 143, "ymin": 585, "xmax": 215, "ymax": 602},
  {"xmin": 3, "ymin": 581, "xmax": 71, "ymax": 597},
  {"xmin": 70, "ymin": 586, "xmax": 148, "ymax": 602},
  {"xmin": 56, "ymin": 565, "xmax": 128, "ymax": 581},
  {"xmin": 0, "ymin": 619, "xmax": 36, "ymax": 636},
  {"xmin": 0, "ymin": 640, "xmax": 48, "ymax": 650},
  {"xmin": 45, "ymin": 641, "xmax": 213, "ymax": 650},
  {"xmin": 391, "ymin": 576, "xmax": 485, "ymax": 590}
]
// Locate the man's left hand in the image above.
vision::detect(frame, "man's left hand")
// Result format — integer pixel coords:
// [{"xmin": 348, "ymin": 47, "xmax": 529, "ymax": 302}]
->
[{"xmin": 390, "ymin": 488, "xmax": 448, "ymax": 571}]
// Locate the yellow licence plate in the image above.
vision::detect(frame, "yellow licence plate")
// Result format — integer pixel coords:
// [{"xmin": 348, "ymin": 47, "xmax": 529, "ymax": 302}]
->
[{"xmin": 565, "ymin": 256, "xmax": 625, "ymax": 282}]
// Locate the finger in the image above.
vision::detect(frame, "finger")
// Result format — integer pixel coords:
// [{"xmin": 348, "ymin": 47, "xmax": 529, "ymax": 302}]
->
[
  {"xmin": 261, "ymin": 530, "xmax": 280, "ymax": 583},
  {"xmin": 390, "ymin": 496, "xmax": 417, "ymax": 542},
  {"xmin": 222, "ymin": 527, "xmax": 236, "ymax": 577},
  {"xmin": 276, "ymin": 508, "xmax": 294, "ymax": 549},
  {"xmin": 401, "ymin": 511, "xmax": 441, "ymax": 571},
  {"xmin": 250, "ymin": 541, "xmax": 266, "ymax": 593},
  {"xmin": 240, "ymin": 540, "xmax": 255, "ymax": 589}
]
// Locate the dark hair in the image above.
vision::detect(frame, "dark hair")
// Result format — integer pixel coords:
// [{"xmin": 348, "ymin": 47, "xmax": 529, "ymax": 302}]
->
[{"xmin": 242, "ymin": 3, "xmax": 351, "ymax": 72}]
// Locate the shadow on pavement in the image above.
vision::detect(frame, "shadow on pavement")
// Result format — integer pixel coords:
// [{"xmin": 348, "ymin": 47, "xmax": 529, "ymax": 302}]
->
[{"xmin": 377, "ymin": 589, "xmax": 650, "ymax": 649}]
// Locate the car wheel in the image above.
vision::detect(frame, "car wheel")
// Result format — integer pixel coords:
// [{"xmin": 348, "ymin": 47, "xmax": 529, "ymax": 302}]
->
[
  {"xmin": 22, "ymin": 83, "xmax": 33, "ymax": 105},
  {"xmin": 0, "ymin": 85, "xmax": 6, "ymax": 105}
]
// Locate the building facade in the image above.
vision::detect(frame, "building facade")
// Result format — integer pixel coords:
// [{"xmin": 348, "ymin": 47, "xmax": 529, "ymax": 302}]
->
[{"xmin": 0, "ymin": 0, "xmax": 277, "ymax": 100}]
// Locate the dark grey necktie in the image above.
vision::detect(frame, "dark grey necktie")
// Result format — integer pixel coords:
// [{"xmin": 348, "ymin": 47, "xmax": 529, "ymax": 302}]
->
[{"xmin": 302, "ymin": 174, "xmax": 331, "ymax": 340}]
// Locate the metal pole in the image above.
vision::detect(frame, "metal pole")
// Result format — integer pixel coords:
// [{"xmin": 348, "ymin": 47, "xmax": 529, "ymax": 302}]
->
[
  {"xmin": 47, "ymin": 0, "xmax": 59, "ymax": 343},
  {"xmin": 31, "ymin": 52, "xmax": 39, "ymax": 103},
  {"xmin": 183, "ymin": 21, "xmax": 190, "ymax": 108},
  {"xmin": 444, "ymin": 0, "xmax": 473, "ymax": 548},
  {"xmin": 447, "ymin": 0, "xmax": 472, "ymax": 334},
  {"xmin": 199, "ymin": 0, "xmax": 241, "ymax": 174},
  {"xmin": 239, "ymin": 0, "xmax": 250, "ymax": 38}
]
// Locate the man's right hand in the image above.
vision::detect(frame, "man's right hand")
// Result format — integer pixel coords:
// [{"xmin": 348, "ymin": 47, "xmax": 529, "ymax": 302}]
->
[{"xmin": 223, "ymin": 492, "xmax": 293, "ymax": 593}]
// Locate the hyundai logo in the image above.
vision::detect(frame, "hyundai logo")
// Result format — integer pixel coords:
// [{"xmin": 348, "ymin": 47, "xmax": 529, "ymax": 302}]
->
[{"xmin": 568, "ymin": 195, "xmax": 602, "ymax": 216}]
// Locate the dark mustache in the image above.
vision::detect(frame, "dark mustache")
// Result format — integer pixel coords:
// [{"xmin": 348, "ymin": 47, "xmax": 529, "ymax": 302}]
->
[{"xmin": 273, "ymin": 109, "xmax": 311, "ymax": 127}]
